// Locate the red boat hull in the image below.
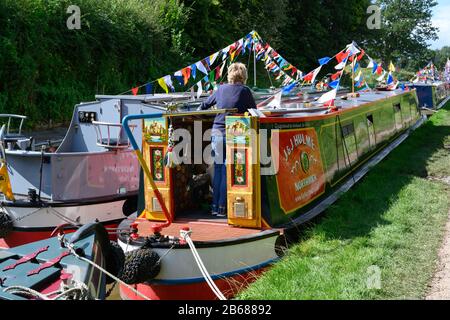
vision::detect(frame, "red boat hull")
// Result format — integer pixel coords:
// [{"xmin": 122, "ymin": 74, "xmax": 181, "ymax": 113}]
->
[
  {"xmin": 0, "ymin": 221, "xmax": 120, "ymax": 248},
  {"xmin": 119, "ymin": 268, "xmax": 266, "ymax": 300}
]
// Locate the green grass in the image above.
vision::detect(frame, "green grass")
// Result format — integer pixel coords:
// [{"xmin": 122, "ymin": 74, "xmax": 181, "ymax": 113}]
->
[{"xmin": 239, "ymin": 103, "xmax": 450, "ymax": 300}]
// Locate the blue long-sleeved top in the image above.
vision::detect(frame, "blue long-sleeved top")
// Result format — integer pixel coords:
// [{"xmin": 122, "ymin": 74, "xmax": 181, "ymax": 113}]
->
[{"xmin": 199, "ymin": 83, "xmax": 256, "ymax": 135}]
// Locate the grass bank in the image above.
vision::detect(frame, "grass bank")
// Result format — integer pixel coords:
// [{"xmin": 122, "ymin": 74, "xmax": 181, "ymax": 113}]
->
[{"xmin": 239, "ymin": 103, "xmax": 450, "ymax": 300}]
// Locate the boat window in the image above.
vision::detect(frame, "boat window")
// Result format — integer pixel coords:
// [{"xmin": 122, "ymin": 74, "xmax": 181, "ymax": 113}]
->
[
  {"xmin": 341, "ymin": 123, "xmax": 355, "ymax": 137},
  {"xmin": 393, "ymin": 103, "xmax": 401, "ymax": 113}
]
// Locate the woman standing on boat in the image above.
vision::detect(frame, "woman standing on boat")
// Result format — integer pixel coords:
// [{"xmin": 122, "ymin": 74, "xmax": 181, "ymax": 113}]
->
[{"xmin": 199, "ymin": 62, "xmax": 256, "ymax": 217}]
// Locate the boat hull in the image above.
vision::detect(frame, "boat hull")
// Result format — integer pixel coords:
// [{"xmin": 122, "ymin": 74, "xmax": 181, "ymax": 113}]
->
[
  {"xmin": 117, "ymin": 229, "xmax": 280, "ymax": 300},
  {"xmin": 0, "ymin": 197, "xmax": 133, "ymax": 248}
]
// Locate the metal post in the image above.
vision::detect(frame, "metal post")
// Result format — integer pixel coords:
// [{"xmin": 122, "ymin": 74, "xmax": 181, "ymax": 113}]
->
[{"xmin": 253, "ymin": 43, "xmax": 257, "ymax": 88}]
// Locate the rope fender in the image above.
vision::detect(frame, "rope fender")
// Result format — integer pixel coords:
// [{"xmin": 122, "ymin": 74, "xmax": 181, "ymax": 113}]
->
[
  {"xmin": 120, "ymin": 248, "xmax": 161, "ymax": 285},
  {"xmin": 0, "ymin": 209, "xmax": 13, "ymax": 238}
]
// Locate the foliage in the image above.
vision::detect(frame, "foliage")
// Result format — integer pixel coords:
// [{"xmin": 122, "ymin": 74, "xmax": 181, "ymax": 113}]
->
[{"xmin": 0, "ymin": 0, "xmax": 443, "ymax": 127}]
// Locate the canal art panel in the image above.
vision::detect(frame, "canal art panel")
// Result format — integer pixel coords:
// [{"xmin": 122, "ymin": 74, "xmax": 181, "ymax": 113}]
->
[
  {"xmin": 226, "ymin": 117, "xmax": 251, "ymax": 145},
  {"xmin": 144, "ymin": 118, "xmax": 167, "ymax": 143},
  {"xmin": 271, "ymin": 128, "xmax": 325, "ymax": 214},
  {"xmin": 150, "ymin": 147, "xmax": 165, "ymax": 182}
]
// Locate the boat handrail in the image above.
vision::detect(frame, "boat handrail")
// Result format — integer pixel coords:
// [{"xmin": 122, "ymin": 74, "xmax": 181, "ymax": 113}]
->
[
  {"xmin": 91, "ymin": 121, "xmax": 137, "ymax": 150},
  {"xmin": 0, "ymin": 114, "xmax": 27, "ymax": 136}
]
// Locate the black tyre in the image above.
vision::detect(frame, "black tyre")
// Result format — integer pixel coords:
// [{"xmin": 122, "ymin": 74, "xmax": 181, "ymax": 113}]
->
[
  {"xmin": 121, "ymin": 248, "xmax": 161, "ymax": 285},
  {"xmin": 105, "ymin": 241, "xmax": 125, "ymax": 284},
  {"xmin": 0, "ymin": 211, "xmax": 13, "ymax": 238}
]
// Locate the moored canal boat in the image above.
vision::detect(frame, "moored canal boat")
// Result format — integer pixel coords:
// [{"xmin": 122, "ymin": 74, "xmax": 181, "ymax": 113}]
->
[
  {"xmin": 0, "ymin": 222, "xmax": 123, "ymax": 300},
  {"xmin": 115, "ymin": 40, "xmax": 426, "ymax": 299},
  {"xmin": 407, "ymin": 62, "xmax": 450, "ymax": 112}
]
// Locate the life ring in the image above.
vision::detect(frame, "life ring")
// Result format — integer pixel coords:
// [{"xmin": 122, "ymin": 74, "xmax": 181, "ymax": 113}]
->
[
  {"xmin": 120, "ymin": 248, "xmax": 161, "ymax": 285},
  {"xmin": 0, "ymin": 209, "xmax": 13, "ymax": 238}
]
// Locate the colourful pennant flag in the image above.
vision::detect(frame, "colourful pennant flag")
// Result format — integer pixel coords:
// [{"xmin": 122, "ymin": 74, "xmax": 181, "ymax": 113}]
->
[
  {"xmin": 354, "ymin": 70, "xmax": 362, "ymax": 82},
  {"xmin": 145, "ymin": 83, "xmax": 153, "ymax": 94},
  {"xmin": 191, "ymin": 63, "xmax": 197, "ymax": 79},
  {"xmin": 131, "ymin": 87, "xmax": 139, "ymax": 96},
  {"xmin": 318, "ymin": 57, "xmax": 332, "ymax": 66},
  {"xmin": 197, "ymin": 81, "xmax": 203, "ymax": 99},
  {"xmin": 174, "ymin": 70, "xmax": 184, "ymax": 86},
  {"xmin": 331, "ymin": 71, "xmax": 342, "ymax": 81},
  {"xmin": 389, "ymin": 61, "xmax": 396, "ymax": 72},
  {"xmin": 157, "ymin": 77, "xmax": 168, "ymax": 93},
  {"xmin": 357, "ymin": 49, "xmax": 365, "ymax": 61},
  {"xmin": 318, "ymin": 89, "xmax": 337, "ymax": 104},
  {"xmin": 163, "ymin": 75, "xmax": 174, "ymax": 92},
  {"xmin": 196, "ymin": 61, "xmax": 208, "ymax": 75},
  {"xmin": 336, "ymin": 51, "xmax": 350, "ymax": 63},
  {"xmin": 182, "ymin": 67, "xmax": 191, "ymax": 85},
  {"xmin": 386, "ymin": 72, "xmax": 394, "ymax": 85},
  {"xmin": 328, "ymin": 80, "xmax": 339, "ymax": 89}
]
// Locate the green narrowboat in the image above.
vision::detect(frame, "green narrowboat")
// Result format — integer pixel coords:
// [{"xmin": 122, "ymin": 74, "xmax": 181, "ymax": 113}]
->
[{"xmin": 116, "ymin": 87, "xmax": 425, "ymax": 300}]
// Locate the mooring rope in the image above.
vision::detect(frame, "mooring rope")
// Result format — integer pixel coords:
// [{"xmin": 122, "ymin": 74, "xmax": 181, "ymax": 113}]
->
[
  {"xmin": 180, "ymin": 229, "xmax": 227, "ymax": 300},
  {"xmin": 67, "ymin": 244, "xmax": 152, "ymax": 300}
]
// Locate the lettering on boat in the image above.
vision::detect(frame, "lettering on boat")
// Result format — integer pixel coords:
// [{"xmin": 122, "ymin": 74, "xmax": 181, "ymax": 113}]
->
[{"xmin": 271, "ymin": 128, "xmax": 326, "ymax": 214}]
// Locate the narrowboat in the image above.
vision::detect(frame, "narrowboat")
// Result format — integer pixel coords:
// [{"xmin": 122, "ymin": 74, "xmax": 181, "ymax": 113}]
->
[
  {"xmin": 111, "ymin": 40, "xmax": 426, "ymax": 300},
  {"xmin": 407, "ymin": 62, "xmax": 450, "ymax": 112},
  {"xmin": 115, "ymin": 85, "xmax": 425, "ymax": 299},
  {"xmin": 0, "ymin": 94, "xmax": 177, "ymax": 248},
  {"xmin": 0, "ymin": 222, "xmax": 123, "ymax": 300}
]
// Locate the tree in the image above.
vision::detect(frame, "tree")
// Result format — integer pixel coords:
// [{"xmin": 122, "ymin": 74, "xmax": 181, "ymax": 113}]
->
[{"xmin": 367, "ymin": 0, "xmax": 438, "ymax": 70}]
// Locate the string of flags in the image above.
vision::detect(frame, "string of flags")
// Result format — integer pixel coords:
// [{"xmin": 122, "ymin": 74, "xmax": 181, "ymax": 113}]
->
[
  {"xmin": 296, "ymin": 41, "xmax": 399, "ymax": 106},
  {"xmin": 126, "ymin": 30, "xmax": 303, "ymax": 96}
]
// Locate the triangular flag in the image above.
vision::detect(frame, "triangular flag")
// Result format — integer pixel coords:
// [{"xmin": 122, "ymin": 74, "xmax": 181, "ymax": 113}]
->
[
  {"xmin": 376, "ymin": 65, "xmax": 383, "ymax": 75},
  {"xmin": 157, "ymin": 77, "xmax": 168, "ymax": 93},
  {"xmin": 282, "ymin": 82, "xmax": 296, "ymax": 94},
  {"xmin": 367, "ymin": 59, "xmax": 374, "ymax": 69},
  {"xmin": 377, "ymin": 71, "xmax": 386, "ymax": 82},
  {"xmin": 353, "ymin": 62, "xmax": 359, "ymax": 73},
  {"xmin": 386, "ymin": 72, "xmax": 394, "ymax": 85},
  {"xmin": 311, "ymin": 66, "xmax": 322, "ymax": 83},
  {"xmin": 215, "ymin": 65, "xmax": 221, "ymax": 81},
  {"xmin": 346, "ymin": 42, "xmax": 361, "ymax": 56},
  {"xmin": 328, "ymin": 80, "xmax": 339, "ymax": 89},
  {"xmin": 331, "ymin": 71, "xmax": 342, "ymax": 81},
  {"xmin": 209, "ymin": 52, "xmax": 219, "ymax": 65},
  {"xmin": 335, "ymin": 61, "xmax": 346, "ymax": 70},
  {"xmin": 163, "ymin": 75, "xmax": 174, "ymax": 92},
  {"xmin": 389, "ymin": 61, "xmax": 396, "ymax": 72},
  {"xmin": 318, "ymin": 89, "xmax": 337, "ymax": 104},
  {"xmin": 196, "ymin": 81, "xmax": 203, "ymax": 99},
  {"xmin": 191, "ymin": 63, "xmax": 197, "ymax": 79},
  {"xmin": 131, "ymin": 87, "xmax": 139, "ymax": 96},
  {"xmin": 354, "ymin": 70, "xmax": 362, "ymax": 82},
  {"xmin": 318, "ymin": 57, "xmax": 332, "ymax": 66},
  {"xmin": 182, "ymin": 67, "xmax": 191, "ymax": 85},
  {"xmin": 267, "ymin": 91, "xmax": 282, "ymax": 108},
  {"xmin": 196, "ymin": 61, "xmax": 209, "ymax": 75},
  {"xmin": 372, "ymin": 62, "xmax": 378, "ymax": 74},
  {"xmin": 336, "ymin": 51, "xmax": 350, "ymax": 63},
  {"xmin": 357, "ymin": 49, "xmax": 365, "ymax": 61},
  {"xmin": 145, "ymin": 83, "xmax": 153, "ymax": 94},
  {"xmin": 174, "ymin": 70, "xmax": 184, "ymax": 86}
]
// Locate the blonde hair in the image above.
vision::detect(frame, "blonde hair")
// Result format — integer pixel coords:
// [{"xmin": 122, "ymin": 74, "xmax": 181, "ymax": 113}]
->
[{"xmin": 227, "ymin": 62, "xmax": 248, "ymax": 84}]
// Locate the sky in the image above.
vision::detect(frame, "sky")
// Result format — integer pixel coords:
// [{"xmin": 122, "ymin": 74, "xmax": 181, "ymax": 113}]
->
[{"xmin": 429, "ymin": 0, "xmax": 450, "ymax": 49}]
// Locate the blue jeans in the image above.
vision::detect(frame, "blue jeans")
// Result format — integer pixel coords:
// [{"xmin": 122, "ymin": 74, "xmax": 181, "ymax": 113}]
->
[{"xmin": 211, "ymin": 135, "xmax": 227, "ymax": 214}]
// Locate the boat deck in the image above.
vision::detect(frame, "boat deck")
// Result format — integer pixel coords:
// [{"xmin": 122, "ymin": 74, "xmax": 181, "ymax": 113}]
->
[
  {"xmin": 136, "ymin": 218, "xmax": 264, "ymax": 242},
  {"xmin": 260, "ymin": 89, "xmax": 407, "ymax": 118}
]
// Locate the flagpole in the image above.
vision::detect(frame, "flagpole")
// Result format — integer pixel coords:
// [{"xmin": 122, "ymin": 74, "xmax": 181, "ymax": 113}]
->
[
  {"xmin": 352, "ymin": 59, "xmax": 355, "ymax": 95},
  {"xmin": 253, "ymin": 42, "xmax": 257, "ymax": 88}
]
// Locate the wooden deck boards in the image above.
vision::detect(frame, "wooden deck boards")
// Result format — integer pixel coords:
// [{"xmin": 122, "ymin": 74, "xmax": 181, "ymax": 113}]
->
[{"xmin": 136, "ymin": 218, "xmax": 263, "ymax": 242}]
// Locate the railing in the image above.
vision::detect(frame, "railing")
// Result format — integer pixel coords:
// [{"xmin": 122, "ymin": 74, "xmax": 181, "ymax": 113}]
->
[
  {"xmin": 0, "ymin": 114, "xmax": 27, "ymax": 136},
  {"xmin": 92, "ymin": 121, "xmax": 136, "ymax": 150}
]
